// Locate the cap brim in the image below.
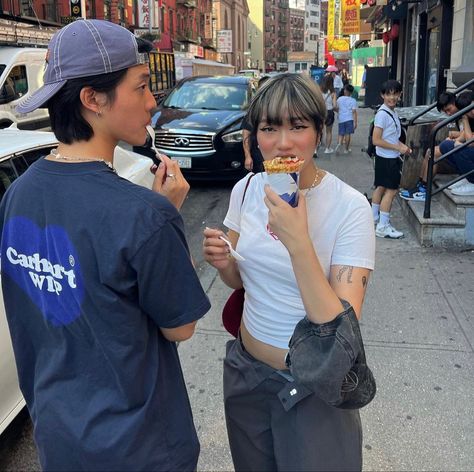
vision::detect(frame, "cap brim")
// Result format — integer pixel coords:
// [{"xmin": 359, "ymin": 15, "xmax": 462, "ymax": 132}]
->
[{"xmin": 16, "ymin": 81, "xmax": 67, "ymax": 114}]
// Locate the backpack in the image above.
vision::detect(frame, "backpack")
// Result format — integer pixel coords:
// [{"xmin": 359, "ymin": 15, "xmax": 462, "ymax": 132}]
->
[{"xmin": 366, "ymin": 108, "xmax": 405, "ymax": 157}]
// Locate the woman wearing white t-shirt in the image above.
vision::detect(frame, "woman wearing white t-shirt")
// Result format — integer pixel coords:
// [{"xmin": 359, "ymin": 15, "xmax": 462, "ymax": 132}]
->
[
  {"xmin": 203, "ymin": 74, "xmax": 375, "ymax": 471},
  {"xmin": 320, "ymin": 74, "xmax": 338, "ymax": 154}
]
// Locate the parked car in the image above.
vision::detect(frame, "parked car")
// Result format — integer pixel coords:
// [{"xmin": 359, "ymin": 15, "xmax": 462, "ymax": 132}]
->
[
  {"xmin": 134, "ymin": 75, "xmax": 255, "ymax": 181},
  {"xmin": 0, "ymin": 127, "xmax": 154, "ymax": 435}
]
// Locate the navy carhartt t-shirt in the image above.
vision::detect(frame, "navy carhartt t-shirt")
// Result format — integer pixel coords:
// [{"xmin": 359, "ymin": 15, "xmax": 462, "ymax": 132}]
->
[{"xmin": 0, "ymin": 158, "xmax": 210, "ymax": 471}]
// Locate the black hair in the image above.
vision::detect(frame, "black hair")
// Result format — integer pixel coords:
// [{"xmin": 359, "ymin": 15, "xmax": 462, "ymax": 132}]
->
[
  {"xmin": 381, "ymin": 79, "xmax": 402, "ymax": 94},
  {"xmin": 245, "ymin": 73, "xmax": 326, "ymax": 173},
  {"xmin": 344, "ymin": 84, "xmax": 354, "ymax": 94},
  {"xmin": 455, "ymin": 90, "xmax": 473, "ymax": 111},
  {"xmin": 48, "ymin": 37, "xmax": 153, "ymax": 144},
  {"xmin": 436, "ymin": 91, "xmax": 456, "ymax": 112}
]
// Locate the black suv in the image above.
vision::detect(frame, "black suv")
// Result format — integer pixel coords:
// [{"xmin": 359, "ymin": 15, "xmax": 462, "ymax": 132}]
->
[{"xmin": 135, "ymin": 75, "xmax": 255, "ymax": 181}]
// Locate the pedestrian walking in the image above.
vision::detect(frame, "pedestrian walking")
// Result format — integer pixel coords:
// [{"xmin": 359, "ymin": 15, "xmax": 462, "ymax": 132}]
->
[
  {"xmin": 335, "ymin": 84, "xmax": 358, "ymax": 154},
  {"xmin": 371, "ymin": 79, "xmax": 412, "ymax": 239},
  {"xmin": 0, "ymin": 19, "xmax": 210, "ymax": 471},
  {"xmin": 203, "ymin": 73, "xmax": 375, "ymax": 471},
  {"xmin": 320, "ymin": 74, "xmax": 338, "ymax": 154},
  {"xmin": 332, "ymin": 70, "xmax": 344, "ymax": 97}
]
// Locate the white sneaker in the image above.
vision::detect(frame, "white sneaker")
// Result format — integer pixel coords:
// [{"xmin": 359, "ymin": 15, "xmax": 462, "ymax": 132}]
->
[
  {"xmin": 375, "ymin": 223, "xmax": 404, "ymax": 239},
  {"xmin": 451, "ymin": 181, "xmax": 474, "ymax": 196},
  {"xmin": 334, "ymin": 144, "xmax": 341, "ymax": 153},
  {"xmin": 343, "ymin": 148, "xmax": 351, "ymax": 154},
  {"xmin": 448, "ymin": 178, "xmax": 469, "ymax": 190}
]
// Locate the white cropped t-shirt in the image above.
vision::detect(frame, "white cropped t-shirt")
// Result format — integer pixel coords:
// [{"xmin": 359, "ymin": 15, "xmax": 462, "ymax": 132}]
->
[{"xmin": 223, "ymin": 172, "xmax": 375, "ymax": 349}]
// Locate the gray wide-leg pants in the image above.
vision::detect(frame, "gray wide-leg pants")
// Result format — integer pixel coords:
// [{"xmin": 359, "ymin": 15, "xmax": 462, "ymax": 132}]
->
[{"xmin": 223, "ymin": 338, "xmax": 363, "ymax": 472}]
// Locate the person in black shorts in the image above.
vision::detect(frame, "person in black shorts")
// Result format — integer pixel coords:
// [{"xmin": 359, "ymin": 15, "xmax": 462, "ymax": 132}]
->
[{"xmin": 371, "ymin": 80, "xmax": 412, "ymax": 239}]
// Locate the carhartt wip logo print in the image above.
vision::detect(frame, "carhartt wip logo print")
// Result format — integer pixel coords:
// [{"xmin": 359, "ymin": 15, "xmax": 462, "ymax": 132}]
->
[
  {"xmin": 5, "ymin": 247, "xmax": 77, "ymax": 294},
  {"xmin": 2, "ymin": 216, "xmax": 85, "ymax": 326}
]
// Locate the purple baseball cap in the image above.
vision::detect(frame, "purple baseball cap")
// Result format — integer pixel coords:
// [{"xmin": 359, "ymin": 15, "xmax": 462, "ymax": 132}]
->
[{"xmin": 17, "ymin": 19, "xmax": 148, "ymax": 114}]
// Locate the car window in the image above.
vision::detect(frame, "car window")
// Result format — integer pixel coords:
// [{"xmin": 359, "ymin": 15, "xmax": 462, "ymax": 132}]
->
[
  {"xmin": 164, "ymin": 82, "xmax": 248, "ymax": 110},
  {"xmin": 0, "ymin": 159, "xmax": 17, "ymax": 200},
  {"xmin": 0, "ymin": 146, "xmax": 55, "ymax": 201}
]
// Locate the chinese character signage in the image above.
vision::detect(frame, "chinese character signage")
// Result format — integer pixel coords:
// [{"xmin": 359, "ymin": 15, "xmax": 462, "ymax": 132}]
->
[
  {"xmin": 327, "ymin": 38, "xmax": 350, "ymax": 51},
  {"xmin": 204, "ymin": 13, "xmax": 212, "ymax": 40},
  {"xmin": 341, "ymin": 0, "xmax": 360, "ymax": 35},
  {"xmin": 217, "ymin": 30, "xmax": 232, "ymax": 53},
  {"xmin": 138, "ymin": 0, "xmax": 150, "ymax": 28},
  {"xmin": 327, "ymin": 0, "xmax": 335, "ymax": 40}
]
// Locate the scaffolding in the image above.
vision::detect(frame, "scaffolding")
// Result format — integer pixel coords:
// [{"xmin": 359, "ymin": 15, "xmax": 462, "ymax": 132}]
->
[{"xmin": 0, "ymin": 19, "xmax": 56, "ymax": 47}]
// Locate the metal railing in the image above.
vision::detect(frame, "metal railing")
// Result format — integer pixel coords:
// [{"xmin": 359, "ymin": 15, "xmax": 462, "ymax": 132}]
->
[
  {"xmin": 424, "ymin": 100, "xmax": 474, "ymax": 218},
  {"xmin": 408, "ymin": 78, "xmax": 474, "ymax": 126}
]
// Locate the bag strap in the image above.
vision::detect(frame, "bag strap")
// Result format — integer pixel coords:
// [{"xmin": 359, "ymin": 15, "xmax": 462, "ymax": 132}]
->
[
  {"xmin": 376, "ymin": 108, "xmax": 402, "ymax": 138},
  {"xmin": 378, "ymin": 108, "xmax": 397, "ymax": 127},
  {"xmin": 241, "ymin": 173, "xmax": 255, "ymax": 206}
]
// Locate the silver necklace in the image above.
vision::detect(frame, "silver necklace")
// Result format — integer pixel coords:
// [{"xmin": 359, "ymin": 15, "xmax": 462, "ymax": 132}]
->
[{"xmin": 49, "ymin": 148, "xmax": 116, "ymax": 173}]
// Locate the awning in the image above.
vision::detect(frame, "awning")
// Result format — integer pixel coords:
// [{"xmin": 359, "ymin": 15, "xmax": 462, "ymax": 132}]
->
[{"xmin": 360, "ymin": 5, "xmax": 377, "ymax": 20}]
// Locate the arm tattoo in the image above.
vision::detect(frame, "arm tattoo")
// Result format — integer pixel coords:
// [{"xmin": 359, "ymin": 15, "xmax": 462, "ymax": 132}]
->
[
  {"xmin": 336, "ymin": 266, "xmax": 353, "ymax": 284},
  {"xmin": 362, "ymin": 276, "xmax": 367, "ymax": 288}
]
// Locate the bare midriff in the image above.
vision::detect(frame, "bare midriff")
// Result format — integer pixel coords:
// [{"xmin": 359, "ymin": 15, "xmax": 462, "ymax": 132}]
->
[{"xmin": 240, "ymin": 321, "xmax": 288, "ymax": 371}]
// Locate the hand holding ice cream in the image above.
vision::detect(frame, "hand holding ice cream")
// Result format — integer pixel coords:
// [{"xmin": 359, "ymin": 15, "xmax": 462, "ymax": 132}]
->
[{"xmin": 263, "ymin": 156, "xmax": 304, "ymax": 207}]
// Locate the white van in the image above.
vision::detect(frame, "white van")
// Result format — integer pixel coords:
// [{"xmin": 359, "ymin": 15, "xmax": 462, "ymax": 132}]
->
[{"xmin": 0, "ymin": 47, "xmax": 50, "ymax": 130}]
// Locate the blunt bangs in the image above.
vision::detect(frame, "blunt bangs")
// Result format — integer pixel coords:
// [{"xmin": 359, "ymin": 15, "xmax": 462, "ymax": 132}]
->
[{"xmin": 247, "ymin": 73, "xmax": 326, "ymax": 132}]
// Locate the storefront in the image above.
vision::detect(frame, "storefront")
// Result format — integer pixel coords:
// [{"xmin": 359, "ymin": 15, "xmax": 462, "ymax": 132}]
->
[{"xmin": 365, "ymin": 0, "xmax": 455, "ymax": 107}]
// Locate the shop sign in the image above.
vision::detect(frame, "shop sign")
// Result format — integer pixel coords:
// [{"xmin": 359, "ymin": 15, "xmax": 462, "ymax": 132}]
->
[
  {"xmin": 327, "ymin": 38, "xmax": 350, "ymax": 52},
  {"xmin": 204, "ymin": 13, "xmax": 212, "ymax": 40},
  {"xmin": 341, "ymin": 0, "xmax": 360, "ymax": 35},
  {"xmin": 138, "ymin": 0, "xmax": 150, "ymax": 28},
  {"xmin": 217, "ymin": 30, "xmax": 232, "ymax": 53},
  {"xmin": 327, "ymin": 0, "xmax": 335, "ymax": 40}
]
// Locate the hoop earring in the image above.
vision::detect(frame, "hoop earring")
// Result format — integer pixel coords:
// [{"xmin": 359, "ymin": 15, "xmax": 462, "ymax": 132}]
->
[{"xmin": 96, "ymin": 109, "xmax": 102, "ymax": 118}]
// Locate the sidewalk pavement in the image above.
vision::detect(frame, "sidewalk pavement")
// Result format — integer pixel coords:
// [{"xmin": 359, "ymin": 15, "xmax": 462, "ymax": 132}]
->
[{"xmin": 181, "ymin": 107, "xmax": 474, "ymax": 471}]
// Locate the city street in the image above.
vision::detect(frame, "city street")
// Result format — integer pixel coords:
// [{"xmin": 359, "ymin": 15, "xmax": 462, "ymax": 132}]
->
[{"xmin": 1, "ymin": 108, "xmax": 473, "ymax": 471}]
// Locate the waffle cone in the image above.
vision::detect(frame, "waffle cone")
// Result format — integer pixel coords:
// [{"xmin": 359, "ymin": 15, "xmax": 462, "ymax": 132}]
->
[{"xmin": 263, "ymin": 156, "xmax": 304, "ymax": 174}]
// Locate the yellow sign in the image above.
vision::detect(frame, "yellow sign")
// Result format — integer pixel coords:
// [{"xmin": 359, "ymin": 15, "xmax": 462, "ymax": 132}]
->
[
  {"xmin": 327, "ymin": 38, "xmax": 350, "ymax": 52},
  {"xmin": 328, "ymin": 0, "xmax": 335, "ymax": 40},
  {"xmin": 341, "ymin": 0, "xmax": 360, "ymax": 35}
]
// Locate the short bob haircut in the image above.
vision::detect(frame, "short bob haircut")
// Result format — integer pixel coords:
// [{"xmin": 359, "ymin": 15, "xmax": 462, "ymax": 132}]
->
[
  {"xmin": 436, "ymin": 91, "xmax": 456, "ymax": 112},
  {"xmin": 380, "ymin": 79, "xmax": 402, "ymax": 95},
  {"xmin": 48, "ymin": 37, "xmax": 153, "ymax": 144},
  {"xmin": 455, "ymin": 90, "xmax": 473, "ymax": 111},
  {"xmin": 245, "ymin": 73, "xmax": 326, "ymax": 172}
]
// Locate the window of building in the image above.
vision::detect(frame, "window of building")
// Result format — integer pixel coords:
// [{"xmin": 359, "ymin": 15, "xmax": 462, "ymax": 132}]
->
[
  {"xmin": 103, "ymin": 1, "xmax": 111, "ymax": 20},
  {"xmin": 169, "ymin": 9, "xmax": 174, "ymax": 33}
]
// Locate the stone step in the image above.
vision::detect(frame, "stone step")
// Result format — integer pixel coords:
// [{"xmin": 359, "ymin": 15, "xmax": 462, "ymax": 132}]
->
[
  {"xmin": 433, "ymin": 175, "xmax": 474, "ymax": 209},
  {"xmin": 398, "ymin": 194, "xmax": 467, "ymax": 247}
]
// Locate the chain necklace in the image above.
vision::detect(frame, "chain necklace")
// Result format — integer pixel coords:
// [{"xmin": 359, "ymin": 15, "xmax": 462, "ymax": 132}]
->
[
  {"xmin": 302, "ymin": 167, "xmax": 325, "ymax": 190},
  {"xmin": 49, "ymin": 149, "xmax": 116, "ymax": 173}
]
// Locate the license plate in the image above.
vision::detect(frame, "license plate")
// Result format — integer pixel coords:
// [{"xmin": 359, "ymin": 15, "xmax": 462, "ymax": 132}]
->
[{"xmin": 172, "ymin": 157, "xmax": 192, "ymax": 169}]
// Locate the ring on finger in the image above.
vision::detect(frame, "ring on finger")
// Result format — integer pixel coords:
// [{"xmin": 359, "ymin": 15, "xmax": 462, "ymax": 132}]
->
[{"xmin": 167, "ymin": 173, "xmax": 176, "ymax": 180}]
